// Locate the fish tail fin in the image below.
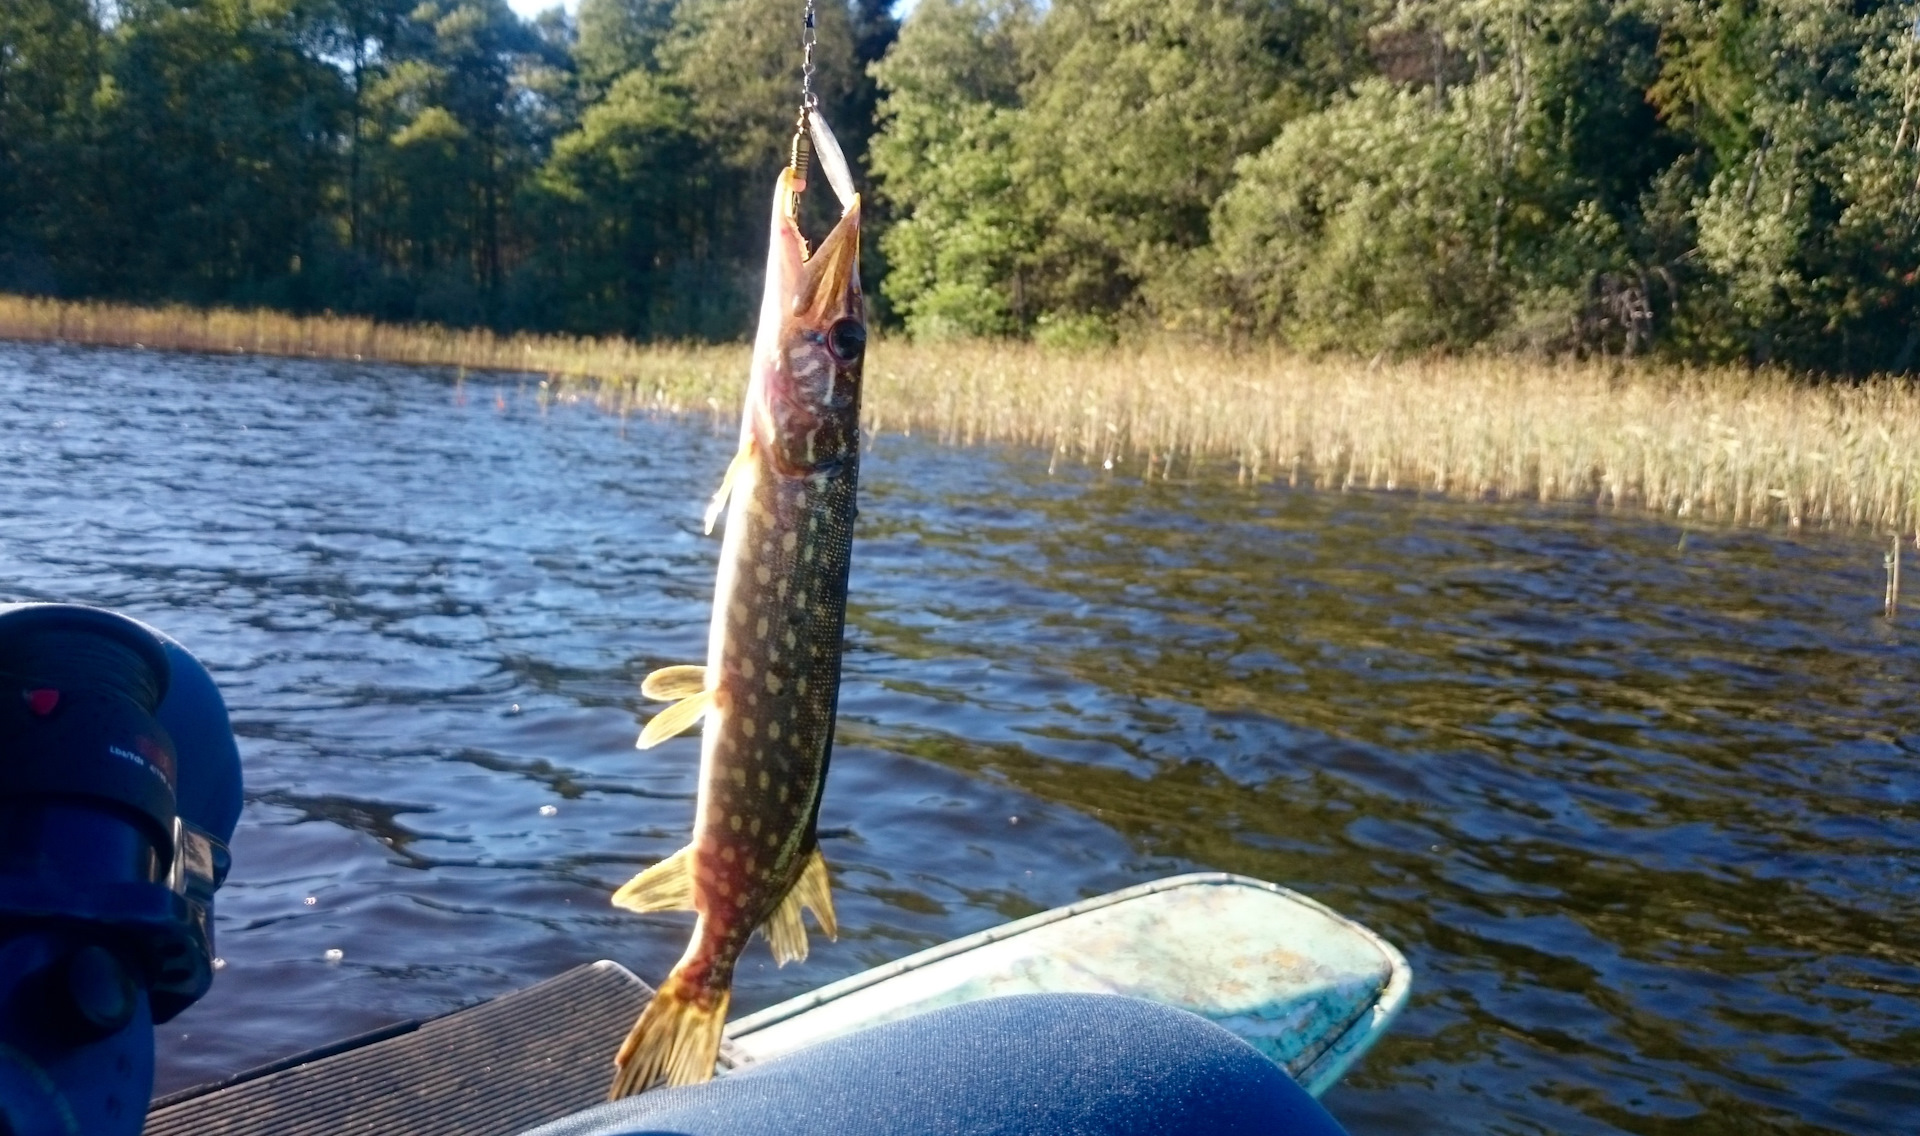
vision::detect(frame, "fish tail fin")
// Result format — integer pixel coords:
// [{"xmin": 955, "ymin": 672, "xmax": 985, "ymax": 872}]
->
[
  {"xmin": 612, "ymin": 845, "xmax": 696, "ymax": 913},
  {"xmin": 761, "ymin": 847, "xmax": 837, "ymax": 965},
  {"xmin": 609, "ymin": 972, "xmax": 730, "ymax": 1100}
]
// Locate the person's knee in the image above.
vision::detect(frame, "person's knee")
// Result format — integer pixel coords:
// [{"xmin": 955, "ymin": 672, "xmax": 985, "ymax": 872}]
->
[
  {"xmin": 893, "ymin": 994, "xmax": 1346, "ymax": 1135},
  {"xmin": 521, "ymin": 994, "xmax": 1350, "ymax": 1136}
]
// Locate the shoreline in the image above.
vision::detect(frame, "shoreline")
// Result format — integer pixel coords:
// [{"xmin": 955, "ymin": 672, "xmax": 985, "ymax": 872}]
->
[
  {"xmin": 3, "ymin": 294, "xmax": 1917, "ymax": 540},
  {"xmin": 0, "ymin": 294, "xmax": 747, "ymax": 410}
]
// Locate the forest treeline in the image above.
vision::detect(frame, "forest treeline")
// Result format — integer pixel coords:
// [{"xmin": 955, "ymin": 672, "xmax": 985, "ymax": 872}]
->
[{"xmin": 4, "ymin": 0, "xmax": 1920, "ymax": 370}]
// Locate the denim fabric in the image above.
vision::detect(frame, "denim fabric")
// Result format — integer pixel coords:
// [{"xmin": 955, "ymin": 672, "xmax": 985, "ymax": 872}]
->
[{"xmin": 522, "ymin": 993, "xmax": 1352, "ymax": 1136}]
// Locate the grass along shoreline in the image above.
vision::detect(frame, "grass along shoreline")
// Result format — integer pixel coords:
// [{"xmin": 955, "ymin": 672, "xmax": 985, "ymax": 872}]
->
[{"xmin": 5, "ymin": 294, "xmax": 1918, "ymax": 541}]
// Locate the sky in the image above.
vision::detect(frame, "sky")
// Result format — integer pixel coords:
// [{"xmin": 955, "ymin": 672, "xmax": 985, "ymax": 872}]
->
[
  {"xmin": 502, "ymin": 0, "xmax": 921, "ymax": 27},
  {"xmin": 506, "ymin": 0, "xmax": 574, "ymax": 18}
]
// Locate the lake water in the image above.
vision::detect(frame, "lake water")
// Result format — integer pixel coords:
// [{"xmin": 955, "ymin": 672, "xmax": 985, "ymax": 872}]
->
[{"xmin": 0, "ymin": 341, "xmax": 1914, "ymax": 1135}]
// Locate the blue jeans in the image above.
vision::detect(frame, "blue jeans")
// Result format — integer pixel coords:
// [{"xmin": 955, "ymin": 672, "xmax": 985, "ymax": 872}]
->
[{"xmin": 522, "ymin": 994, "xmax": 1352, "ymax": 1136}]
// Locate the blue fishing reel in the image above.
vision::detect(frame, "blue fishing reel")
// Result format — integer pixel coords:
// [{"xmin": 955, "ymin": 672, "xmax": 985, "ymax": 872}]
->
[{"xmin": 0, "ymin": 604, "xmax": 241, "ymax": 1136}]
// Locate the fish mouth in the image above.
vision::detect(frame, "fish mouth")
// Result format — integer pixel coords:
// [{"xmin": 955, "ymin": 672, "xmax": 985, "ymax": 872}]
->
[{"xmin": 793, "ymin": 195, "xmax": 861, "ymax": 325}]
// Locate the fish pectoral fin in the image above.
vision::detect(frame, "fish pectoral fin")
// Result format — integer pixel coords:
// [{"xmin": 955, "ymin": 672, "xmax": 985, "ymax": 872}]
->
[
  {"xmin": 703, "ymin": 439, "xmax": 756, "ymax": 535},
  {"xmin": 637, "ymin": 690, "xmax": 712, "ymax": 750},
  {"xmin": 762, "ymin": 847, "xmax": 837, "ymax": 966},
  {"xmin": 641, "ymin": 665, "xmax": 707, "ymax": 701},
  {"xmin": 612, "ymin": 845, "xmax": 696, "ymax": 913}
]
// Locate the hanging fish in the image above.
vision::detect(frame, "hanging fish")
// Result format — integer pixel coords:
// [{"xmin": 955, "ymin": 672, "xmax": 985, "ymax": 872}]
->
[{"xmin": 607, "ymin": 112, "xmax": 865, "ymax": 1100}]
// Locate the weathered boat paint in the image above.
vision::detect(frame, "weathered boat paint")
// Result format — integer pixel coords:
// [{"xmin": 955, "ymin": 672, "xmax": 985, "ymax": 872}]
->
[{"xmin": 721, "ymin": 873, "xmax": 1413, "ymax": 1098}]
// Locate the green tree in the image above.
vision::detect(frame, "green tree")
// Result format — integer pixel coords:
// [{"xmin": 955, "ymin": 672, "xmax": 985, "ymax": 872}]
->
[
  {"xmin": 350, "ymin": 0, "xmax": 559, "ymax": 322},
  {"xmin": 7, "ymin": 0, "xmax": 1917, "ymax": 367},
  {"xmin": 319, "ymin": 0, "xmax": 417, "ymax": 264},
  {"xmin": 1213, "ymin": 79, "xmax": 1519, "ymax": 352},
  {"xmin": 1214, "ymin": 0, "xmax": 1696, "ymax": 355},
  {"xmin": 1014, "ymin": 0, "xmax": 1359, "ymax": 329},
  {"xmin": 869, "ymin": 0, "xmax": 1036, "ymax": 337},
  {"xmin": 530, "ymin": 0, "xmax": 872, "ymax": 339},
  {"xmin": 1827, "ymin": 4, "xmax": 1920, "ymax": 371},
  {"xmin": 659, "ymin": 0, "xmax": 858, "ymax": 176},
  {"xmin": 535, "ymin": 69, "xmax": 709, "ymax": 334},
  {"xmin": 1648, "ymin": 0, "xmax": 1912, "ymax": 368},
  {"xmin": 0, "ymin": 0, "xmax": 103, "ymax": 293},
  {"xmin": 95, "ymin": 0, "xmax": 350, "ymax": 304},
  {"xmin": 575, "ymin": 0, "xmax": 676, "ymax": 92}
]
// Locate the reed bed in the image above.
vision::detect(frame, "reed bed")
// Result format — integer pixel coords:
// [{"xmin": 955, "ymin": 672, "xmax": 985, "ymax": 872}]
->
[
  {"xmin": 6, "ymin": 294, "xmax": 1919, "ymax": 538},
  {"xmin": 0, "ymin": 294, "xmax": 746, "ymax": 411}
]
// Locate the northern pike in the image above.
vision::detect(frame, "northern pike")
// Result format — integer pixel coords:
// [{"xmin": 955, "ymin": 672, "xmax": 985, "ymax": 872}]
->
[{"xmin": 607, "ymin": 114, "xmax": 866, "ymax": 1099}]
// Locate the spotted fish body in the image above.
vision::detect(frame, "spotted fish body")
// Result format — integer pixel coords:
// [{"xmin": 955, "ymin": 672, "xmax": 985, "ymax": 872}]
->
[{"xmin": 607, "ymin": 138, "xmax": 865, "ymax": 1099}]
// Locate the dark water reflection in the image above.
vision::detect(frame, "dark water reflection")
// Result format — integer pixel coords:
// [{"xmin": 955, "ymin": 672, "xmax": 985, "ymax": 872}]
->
[{"xmin": 0, "ymin": 342, "xmax": 1914, "ymax": 1135}]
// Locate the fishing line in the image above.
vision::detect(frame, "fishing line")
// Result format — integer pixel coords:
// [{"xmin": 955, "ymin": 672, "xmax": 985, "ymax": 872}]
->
[{"xmin": 788, "ymin": 0, "xmax": 819, "ymax": 202}]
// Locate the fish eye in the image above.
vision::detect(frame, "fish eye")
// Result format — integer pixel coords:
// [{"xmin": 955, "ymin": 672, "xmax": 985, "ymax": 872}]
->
[{"xmin": 827, "ymin": 319, "xmax": 866, "ymax": 364}]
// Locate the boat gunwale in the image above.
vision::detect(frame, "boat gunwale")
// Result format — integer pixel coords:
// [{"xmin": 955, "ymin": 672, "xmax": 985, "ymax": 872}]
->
[{"xmin": 723, "ymin": 871, "xmax": 1413, "ymax": 1096}]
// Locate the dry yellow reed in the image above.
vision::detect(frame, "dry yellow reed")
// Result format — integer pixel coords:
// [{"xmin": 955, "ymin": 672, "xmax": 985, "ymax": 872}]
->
[
  {"xmin": 0, "ymin": 294, "xmax": 746, "ymax": 412},
  {"xmin": 840, "ymin": 340, "xmax": 1920, "ymax": 537},
  {"xmin": 5, "ymin": 294, "xmax": 1918, "ymax": 537}
]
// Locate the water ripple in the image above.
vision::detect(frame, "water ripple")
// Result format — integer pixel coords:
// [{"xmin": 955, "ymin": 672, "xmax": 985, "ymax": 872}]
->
[{"xmin": 0, "ymin": 343, "xmax": 1913, "ymax": 1134}]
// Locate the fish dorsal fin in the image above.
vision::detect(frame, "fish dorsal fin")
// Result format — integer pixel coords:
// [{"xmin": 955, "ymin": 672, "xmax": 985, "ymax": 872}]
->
[
  {"xmin": 641, "ymin": 665, "xmax": 707, "ymax": 701},
  {"xmin": 611, "ymin": 845, "xmax": 695, "ymax": 913},
  {"xmin": 761, "ymin": 847, "xmax": 837, "ymax": 965},
  {"xmin": 704, "ymin": 439, "xmax": 756, "ymax": 535},
  {"xmin": 637, "ymin": 690, "xmax": 712, "ymax": 749}
]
